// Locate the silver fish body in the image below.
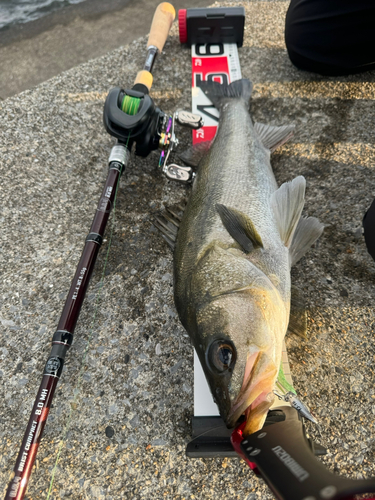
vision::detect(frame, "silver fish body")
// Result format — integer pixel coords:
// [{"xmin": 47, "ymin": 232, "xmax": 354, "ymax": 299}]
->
[{"xmin": 173, "ymin": 79, "xmax": 323, "ymax": 435}]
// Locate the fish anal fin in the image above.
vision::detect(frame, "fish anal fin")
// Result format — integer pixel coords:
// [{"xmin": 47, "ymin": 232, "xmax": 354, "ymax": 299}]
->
[
  {"xmin": 290, "ymin": 216, "xmax": 324, "ymax": 266},
  {"xmin": 154, "ymin": 202, "xmax": 186, "ymax": 251},
  {"xmin": 287, "ymin": 285, "xmax": 307, "ymax": 339},
  {"xmin": 254, "ymin": 123, "xmax": 295, "ymax": 152},
  {"xmin": 271, "ymin": 176, "xmax": 306, "ymax": 248},
  {"xmin": 154, "ymin": 216, "xmax": 177, "ymax": 250},
  {"xmin": 216, "ymin": 204, "xmax": 263, "ymax": 253},
  {"xmin": 179, "ymin": 141, "xmax": 212, "ymax": 168}
]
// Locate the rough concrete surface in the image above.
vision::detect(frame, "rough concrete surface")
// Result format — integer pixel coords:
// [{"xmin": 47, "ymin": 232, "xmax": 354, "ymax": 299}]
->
[
  {"xmin": 0, "ymin": 0, "xmax": 210, "ymax": 100},
  {"xmin": 1, "ymin": 1, "xmax": 375, "ymax": 499}
]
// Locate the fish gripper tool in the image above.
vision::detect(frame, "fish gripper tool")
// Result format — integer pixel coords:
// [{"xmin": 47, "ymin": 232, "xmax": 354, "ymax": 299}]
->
[{"xmin": 231, "ymin": 406, "xmax": 375, "ymax": 500}]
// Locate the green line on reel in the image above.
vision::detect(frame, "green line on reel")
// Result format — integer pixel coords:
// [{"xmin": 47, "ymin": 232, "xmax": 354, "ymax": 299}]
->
[{"xmin": 121, "ymin": 95, "xmax": 141, "ymax": 115}]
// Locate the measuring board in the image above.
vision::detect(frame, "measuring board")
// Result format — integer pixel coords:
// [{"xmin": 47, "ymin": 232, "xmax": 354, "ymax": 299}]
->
[
  {"xmin": 187, "ymin": 40, "xmax": 293, "ymax": 456},
  {"xmin": 191, "ymin": 42, "xmax": 241, "ymax": 144}
]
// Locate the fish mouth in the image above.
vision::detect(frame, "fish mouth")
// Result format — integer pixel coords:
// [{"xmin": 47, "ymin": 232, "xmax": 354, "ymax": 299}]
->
[{"xmin": 227, "ymin": 350, "xmax": 277, "ymax": 435}]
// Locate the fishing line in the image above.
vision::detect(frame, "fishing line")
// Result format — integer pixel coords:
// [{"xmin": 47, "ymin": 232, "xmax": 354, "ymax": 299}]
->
[
  {"xmin": 121, "ymin": 95, "xmax": 141, "ymax": 115},
  {"xmin": 5, "ymin": 5, "xmax": 178, "ymax": 496},
  {"xmin": 46, "ymin": 118, "xmax": 136, "ymax": 497},
  {"xmin": 193, "ymin": 425, "xmax": 235, "ymax": 441}
]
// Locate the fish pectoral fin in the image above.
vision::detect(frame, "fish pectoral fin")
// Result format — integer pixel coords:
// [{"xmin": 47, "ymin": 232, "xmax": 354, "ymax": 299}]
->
[
  {"xmin": 287, "ymin": 285, "xmax": 307, "ymax": 338},
  {"xmin": 179, "ymin": 141, "xmax": 212, "ymax": 168},
  {"xmin": 254, "ymin": 123, "xmax": 295, "ymax": 152},
  {"xmin": 271, "ymin": 176, "xmax": 306, "ymax": 248},
  {"xmin": 216, "ymin": 204, "xmax": 264, "ymax": 253},
  {"xmin": 289, "ymin": 216, "xmax": 324, "ymax": 266}
]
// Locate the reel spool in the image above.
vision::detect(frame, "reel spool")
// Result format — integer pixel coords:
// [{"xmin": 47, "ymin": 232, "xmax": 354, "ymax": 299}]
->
[{"xmin": 103, "ymin": 87, "xmax": 163, "ymax": 157}]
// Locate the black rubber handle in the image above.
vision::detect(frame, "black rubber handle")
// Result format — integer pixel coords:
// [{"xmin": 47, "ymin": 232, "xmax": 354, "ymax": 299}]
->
[{"xmin": 240, "ymin": 407, "xmax": 375, "ymax": 500}]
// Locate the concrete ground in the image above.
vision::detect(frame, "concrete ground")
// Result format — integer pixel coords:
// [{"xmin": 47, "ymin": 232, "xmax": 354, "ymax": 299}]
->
[
  {"xmin": 1, "ymin": 1, "xmax": 375, "ymax": 499},
  {"xmin": 0, "ymin": 0, "xmax": 210, "ymax": 100}
]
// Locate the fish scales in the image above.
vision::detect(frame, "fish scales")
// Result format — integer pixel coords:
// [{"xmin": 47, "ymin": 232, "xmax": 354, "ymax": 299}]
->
[
  {"xmin": 176, "ymin": 100, "xmax": 286, "ymax": 274},
  {"xmin": 172, "ymin": 79, "xmax": 323, "ymax": 435},
  {"xmin": 175, "ymin": 91, "xmax": 290, "ymax": 327}
]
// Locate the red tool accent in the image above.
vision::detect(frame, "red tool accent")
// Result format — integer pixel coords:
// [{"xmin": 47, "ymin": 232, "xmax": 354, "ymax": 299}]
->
[
  {"xmin": 178, "ymin": 9, "xmax": 187, "ymax": 43},
  {"xmin": 231, "ymin": 421, "xmax": 375, "ymax": 500},
  {"xmin": 230, "ymin": 421, "xmax": 259, "ymax": 473}
]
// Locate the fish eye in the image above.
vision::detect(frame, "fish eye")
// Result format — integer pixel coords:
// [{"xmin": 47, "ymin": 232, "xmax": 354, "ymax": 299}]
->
[{"xmin": 207, "ymin": 340, "xmax": 236, "ymax": 373}]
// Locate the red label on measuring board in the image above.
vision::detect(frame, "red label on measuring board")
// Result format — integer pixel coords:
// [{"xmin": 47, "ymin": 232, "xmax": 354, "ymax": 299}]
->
[{"xmin": 191, "ymin": 43, "xmax": 241, "ymax": 144}]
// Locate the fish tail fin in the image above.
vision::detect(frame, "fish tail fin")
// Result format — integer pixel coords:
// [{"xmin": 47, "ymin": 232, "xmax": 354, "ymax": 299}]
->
[{"xmin": 199, "ymin": 78, "xmax": 253, "ymax": 109}]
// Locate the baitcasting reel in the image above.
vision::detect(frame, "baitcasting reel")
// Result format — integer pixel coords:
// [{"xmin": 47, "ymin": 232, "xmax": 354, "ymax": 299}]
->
[{"xmin": 103, "ymin": 86, "xmax": 203, "ymax": 183}]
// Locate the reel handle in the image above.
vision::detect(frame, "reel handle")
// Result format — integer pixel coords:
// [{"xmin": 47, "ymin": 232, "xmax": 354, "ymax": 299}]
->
[{"xmin": 134, "ymin": 2, "xmax": 176, "ymax": 91}]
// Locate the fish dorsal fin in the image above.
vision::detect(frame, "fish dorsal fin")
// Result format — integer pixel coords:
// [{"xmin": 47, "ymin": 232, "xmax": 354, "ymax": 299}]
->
[
  {"xmin": 271, "ymin": 176, "xmax": 306, "ymax": 248},
  {"xmin": 254, "ymin": 123, "xmax": 295, "ymax": 152},
  {"xmin": 179, "ymin": 140, "xmax": 212, "ymax": 168},
  {"xmin": 216, "ymin": 204, "xmax": 263, "ymax": 252},
  {"xmin": 289, "ymin": 216, "xmax": 324, "ymax": 266},
  {"xmin": 287, "ymin": 285, "xmax": 307, "ymax": 338}
]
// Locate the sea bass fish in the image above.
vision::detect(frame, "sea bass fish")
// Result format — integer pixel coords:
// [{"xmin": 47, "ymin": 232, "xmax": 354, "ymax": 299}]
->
[{"xmin": 169, "ymin": 79, "xmax": 323, "ymax": 436}]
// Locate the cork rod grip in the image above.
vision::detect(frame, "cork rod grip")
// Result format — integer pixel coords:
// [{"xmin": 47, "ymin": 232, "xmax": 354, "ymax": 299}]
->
[
  {"xmin": 147, "ymin": 2, "xmax": 176, "ymax": 53},
  {"xmin": 134, "ymin": 70, "xmax": 153, "ymax": 91}
]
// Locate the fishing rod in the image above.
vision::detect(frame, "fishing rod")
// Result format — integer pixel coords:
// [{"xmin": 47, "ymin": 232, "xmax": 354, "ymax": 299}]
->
[{"xmin": 4, "ymin": 4, "xmax": 202, "ymax": 499}]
